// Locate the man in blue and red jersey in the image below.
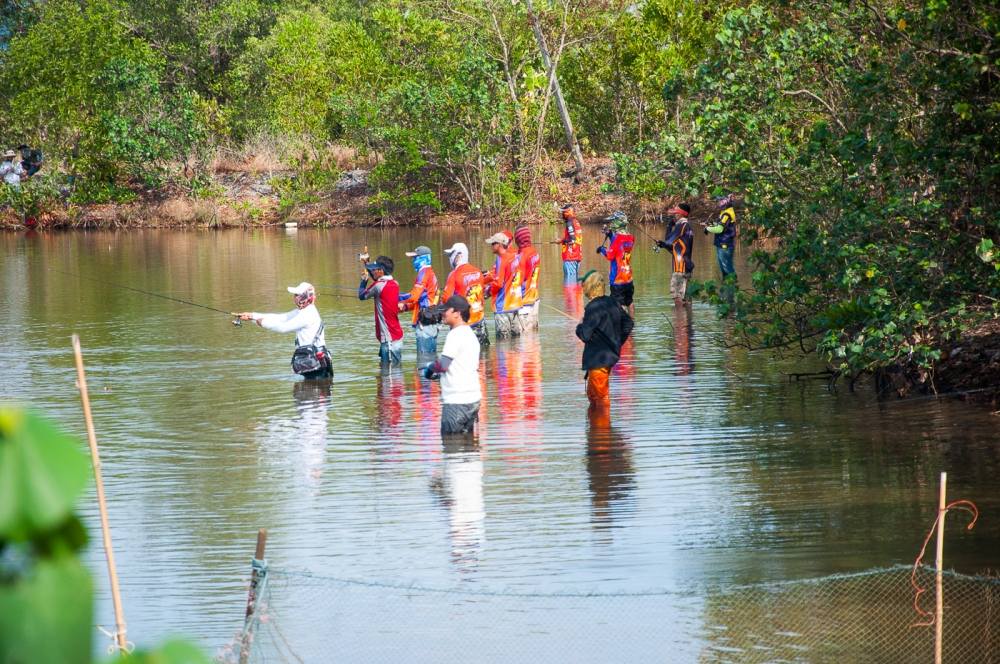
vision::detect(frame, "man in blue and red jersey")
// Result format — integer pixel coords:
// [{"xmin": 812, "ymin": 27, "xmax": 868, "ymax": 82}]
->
[
  {"xmin": 359, "ymin": 255, "xmax": 404, "ymax": 366},
  {"xmin": 482, "ymin": 231, "xmax": 523, "ymax": 339},
  {"xmin": 399, "ymin": 245, "xmax": 440, "ymax": 355},
  {"xmin": 514, "ymin": 225, "xmax": 541, "ymax": 331},
  {"xmin": 656, "ymin": 203, "xmax": 694, "ymax": 305},
  {"xmin": 596, "ymin": 211, "xmax": 636, "ymax": 315}
]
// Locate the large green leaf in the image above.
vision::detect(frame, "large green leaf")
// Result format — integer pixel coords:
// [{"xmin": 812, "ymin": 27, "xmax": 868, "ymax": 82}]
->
[
  {"xmin": 0, "ymin": 408, "xmax": 91, "ymax": 541},
  {"xmin": 0, "ymin": 556, "xmax": 93, "ymax": 664}
]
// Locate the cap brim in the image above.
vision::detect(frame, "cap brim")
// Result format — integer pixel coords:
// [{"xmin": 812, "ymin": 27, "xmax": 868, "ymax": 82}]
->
[
  {"xmin": 365, "ymin": 263, "xmax": 382, "ymax": 271},
  {"xmin": 404, "ymin": 252, "xmax": 418, "ymax": 257}
]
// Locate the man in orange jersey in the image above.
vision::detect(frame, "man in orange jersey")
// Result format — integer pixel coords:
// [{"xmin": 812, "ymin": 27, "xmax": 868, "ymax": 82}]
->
[
  {"xmin": 514, "ymin": 225, "xmax": 541, "ymax": 331},
  {"xmin": 442, "ymin": 242, "xmax": 489, "ymax": 346},
  {"xmin": 399, "ymin": 245, "xmax": 441, "ymax": 355},
  {"xmin": 596, "ymin": 211, "xmax": 636, "ymax": 316},
  {"xmin": 482, "ymin": 231, "xmax": 523, "ymax": 339},
  {"xmin": 558, "ymin": 203, "xmax": 583, "ymax": 286}
]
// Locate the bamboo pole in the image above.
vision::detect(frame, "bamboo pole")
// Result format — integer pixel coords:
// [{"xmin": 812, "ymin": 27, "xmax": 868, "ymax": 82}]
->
[
  {"xmin": 72, "ymin": 334, "xmax": 128, "ymax": 654},
  {"xmin": 240, "ymin": 529, "xmax": 268, "ymax": 664},
  {"xmin": 935, "ymin": 471, "xmax": 947, "ymax": 664}
]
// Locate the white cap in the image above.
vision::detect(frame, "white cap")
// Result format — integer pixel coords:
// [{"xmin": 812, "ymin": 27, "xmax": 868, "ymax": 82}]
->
[
  {"xmin": 287, "ymin": 282, "xmax": 315, "ymax": 296},
  {"xmin": 485, "ymin": 232, "xmax": 509, "ymax": 245},
  {"xmin": 443, "ymin": 242, "xmax": 468, "ymax": 255}
]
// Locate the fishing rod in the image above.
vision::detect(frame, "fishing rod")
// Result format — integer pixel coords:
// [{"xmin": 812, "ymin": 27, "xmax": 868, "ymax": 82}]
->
[{"xmin": 49, "ymin": 267, "xmax": 240, "ymax": 319}]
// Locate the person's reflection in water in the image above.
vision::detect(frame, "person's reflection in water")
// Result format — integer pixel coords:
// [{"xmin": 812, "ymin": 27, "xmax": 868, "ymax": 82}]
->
[
  {"xmin": 291, "ymin": 379, "xmax": 333, "ymax": 488},
  {"xmin": 430, "ymin": 437, "xmax": 485, "ymax": 573},
  {"xmin": 373, "ymin": 367, "xmax": 405, "ymax": 453},
  {"xmin": 674, "ymin": 303, "xmax": 694, "ymax": 376},
  {"xmin": 586, "ymin": 405, "xmax": 634, "ymax": 538}
]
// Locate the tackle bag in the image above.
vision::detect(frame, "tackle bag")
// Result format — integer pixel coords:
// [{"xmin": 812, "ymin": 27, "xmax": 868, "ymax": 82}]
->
[{"xmin": 291, "ymin": 324, "xmax": 326, "ymax": 375}]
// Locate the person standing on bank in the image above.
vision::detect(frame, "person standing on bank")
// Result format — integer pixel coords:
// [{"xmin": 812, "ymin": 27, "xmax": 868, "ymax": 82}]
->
[
  {"xmin": 705, "ymin": 194, "xmax": 737, "ymax": 280},
  {"xmin": 399, "ymin": 245, "xmax": 441, "ymax": 355},
  {"xmin": 423, "ymin": 295, "xmax": 482, "ymax": 437},
  {"xmin": 656, "ymin": 203, "xmax": 695, "ymax": 305},
  {"xmin": 359, "ymin": 255, "xmax": 404, "ymax": 366},
  {"xmin": 596, "ymin": 211, "xmax": 636, "ymax": 316},
  {"xmin": 558, "ymin": 204, "xmax": 583, "ymax": 286},
  {"xmin": 236, "ymin": 282, "xmax": 332, "ymax": 379},
  {"xmin": 575, "ymin": 271, "xmax": 634, "ymax": 411}
]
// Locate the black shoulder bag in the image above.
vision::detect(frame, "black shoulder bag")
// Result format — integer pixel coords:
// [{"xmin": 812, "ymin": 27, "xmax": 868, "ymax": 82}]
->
[{"xmin": 291, "ymin": 324, "xmax": 326, "ymax": 375}]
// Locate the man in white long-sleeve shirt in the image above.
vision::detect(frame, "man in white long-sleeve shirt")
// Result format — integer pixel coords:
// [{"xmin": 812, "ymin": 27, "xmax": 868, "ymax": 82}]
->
[{"xmin": 235, "ymin": 282, "xmax": 332, "ymax": 379}]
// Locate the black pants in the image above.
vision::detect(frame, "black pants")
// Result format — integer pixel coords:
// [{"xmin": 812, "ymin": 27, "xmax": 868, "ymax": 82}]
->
[{"xmin": 441, "ymin": 401, "xmax": 480, "ymax": 436}]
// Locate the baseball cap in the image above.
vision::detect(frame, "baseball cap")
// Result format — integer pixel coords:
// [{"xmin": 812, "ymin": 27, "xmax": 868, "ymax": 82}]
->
[
  {"xmin": 577, "ymin": 269, "xmax": 598, "ymax": 285},
  {"xmin": 405, "ymin": 245, "xmax": 432, "ymax": 257},
  {"xmin": 443, "ymin": 294, "xmax": 470, "ymax": 316},
  {"xmin": 667, "ymin": 203, "xmax": 691, "ymax": 217},
  {"xmin": 485, "ymin": 232, "xmax": 508, "ymax": 245},
  {"xmin": 443, "ymin": 242, "xmax": 468, "ymax": 255},
  {"xmin": 287, "ymin": 282, "xmax": 315, "ymax": 296}
]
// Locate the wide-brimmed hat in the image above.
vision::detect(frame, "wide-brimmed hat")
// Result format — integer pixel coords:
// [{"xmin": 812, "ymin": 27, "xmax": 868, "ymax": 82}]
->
[
  {"xmin": 405, "ymin": 245, "xmax": 432, "ymax": 257},
  {"xmin": 2, "ymin": 150, "xmax": 16, "ymax": 159}
]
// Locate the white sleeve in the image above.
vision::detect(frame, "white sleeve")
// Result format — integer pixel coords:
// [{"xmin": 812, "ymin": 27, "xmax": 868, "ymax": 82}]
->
[{"xmin": 255, "ymin": 309, "xmax": 309, "ymax": 334}]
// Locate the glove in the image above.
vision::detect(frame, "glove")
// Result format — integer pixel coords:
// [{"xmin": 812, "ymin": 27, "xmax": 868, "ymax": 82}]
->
[
  {"xmin": 423, "ymin": 363, "xmax": 438, "ymax": 380},
  {"xmin": 595, "ymin": 246, "xmax": 605, "ymax": 255},
  {"xmin": 656, "ymin": 240, "xmax": 669, "ymax": 249}
]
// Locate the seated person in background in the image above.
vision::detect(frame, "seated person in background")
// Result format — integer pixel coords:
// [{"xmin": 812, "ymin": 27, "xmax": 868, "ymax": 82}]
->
[{"xmin": 1, "ymin": 150, "xmax": 25, "ymax": 188}]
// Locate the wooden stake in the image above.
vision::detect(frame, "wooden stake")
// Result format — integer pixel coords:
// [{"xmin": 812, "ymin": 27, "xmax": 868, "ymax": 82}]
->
[
  {"xmin": 72, "ymin": 334, "xmax": 128, "ymax": 654},
  {"xmin": 935, "ymin": 471, "xmax": 947, "ymax": 664},
  {"xmin": 240, "ymin": 529, "xmax": 268, "ymax": 664}
]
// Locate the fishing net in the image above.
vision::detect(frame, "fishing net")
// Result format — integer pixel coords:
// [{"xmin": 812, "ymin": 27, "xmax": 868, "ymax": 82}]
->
[{"xmin": 234, "ymin": 564, "xmax": 1000, "ymax": 663}]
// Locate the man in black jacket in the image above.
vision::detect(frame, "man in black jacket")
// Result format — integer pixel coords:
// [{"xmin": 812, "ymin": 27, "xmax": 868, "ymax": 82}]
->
[{"xmin": 575, "ymin": 270, "xmax": 635, "ymax": 409}]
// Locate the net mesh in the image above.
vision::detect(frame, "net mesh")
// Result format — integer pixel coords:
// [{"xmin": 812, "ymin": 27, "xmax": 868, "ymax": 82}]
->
[{"xmin": 235, "ymin": 564, "xmax": 1000, "ymax": 663}]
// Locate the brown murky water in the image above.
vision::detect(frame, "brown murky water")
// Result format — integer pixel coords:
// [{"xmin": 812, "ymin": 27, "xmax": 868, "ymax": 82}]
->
[{"xmin": 1, "ymin": 227, "xmax": 997, "ymax": 659}]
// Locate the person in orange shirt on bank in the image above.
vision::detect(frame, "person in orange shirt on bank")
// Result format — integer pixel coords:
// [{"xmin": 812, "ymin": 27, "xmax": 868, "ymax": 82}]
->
[
  {"xmin": 442, "ymin": 242, "xmax": 490, "ymax": 346},
  {"xmin": 558, "ymin": 203, "xmax": 583, "ymax": 286},
  {"xmin": 482, "ymin": 231, "xmax": 523, "ymax": 339},
  {"xmin": 514, "ymin": 225, "xmax": 541, "ymax": 331}
]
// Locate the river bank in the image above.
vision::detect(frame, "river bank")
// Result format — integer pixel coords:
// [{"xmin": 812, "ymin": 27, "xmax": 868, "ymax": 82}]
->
[{"xmin": 0, "ymin": 157, "xmax": 650, "ymax": 230}]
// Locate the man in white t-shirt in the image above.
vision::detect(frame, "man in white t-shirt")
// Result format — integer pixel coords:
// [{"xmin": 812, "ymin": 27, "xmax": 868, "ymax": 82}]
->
[{"xmin": 423, "ymin": 294, "xmax": 481, "ymax": 436}]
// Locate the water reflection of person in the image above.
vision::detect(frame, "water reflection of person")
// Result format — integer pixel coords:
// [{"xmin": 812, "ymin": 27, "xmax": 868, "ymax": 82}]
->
[
  {"xmin": 586, "ymin": 406, "xmax": 634, "ymax": 533},
  {"xmin": 674, "ymin": 303, "xmax": 694, "ymax": 376},
  {"xmin": 430, "ymin": 437, "xmax": 485, "ymax": 573},
  {"xmin": 291, "ymin": 379, "xmax": 333, "ymax": 486},
  {"xmin": 374, "ymin": 367, "xmax": 405, "ymax": 439}
]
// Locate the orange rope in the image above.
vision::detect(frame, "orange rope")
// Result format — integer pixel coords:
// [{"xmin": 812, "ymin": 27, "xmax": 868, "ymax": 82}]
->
[{"xmin": 910, "ymin": 499, "xmax": 979, "ymax": 626}]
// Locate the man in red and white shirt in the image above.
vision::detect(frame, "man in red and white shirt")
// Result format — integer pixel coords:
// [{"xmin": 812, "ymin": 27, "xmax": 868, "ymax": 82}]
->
[{"xmin": 359, "ymin": 255, "xmax": 404, "ymax": 365}]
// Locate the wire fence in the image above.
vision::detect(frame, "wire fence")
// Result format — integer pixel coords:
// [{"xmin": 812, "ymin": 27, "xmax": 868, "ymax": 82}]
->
[{"xmin": 231, "ymin": 563, "xmax": 1000, "ymax": 663}]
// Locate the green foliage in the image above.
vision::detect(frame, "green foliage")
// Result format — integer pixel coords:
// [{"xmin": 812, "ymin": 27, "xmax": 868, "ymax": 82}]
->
[
  {"xmin": 0, "ymin": 0, "xmax": 203, "ymax": 198},
  {"xmin": 0, "ymin": 407, "xmax": 210, "ymax": 664},
  {"xmin": 621, "ymin": 1, "xmax": 1000, "ymax": 375}
]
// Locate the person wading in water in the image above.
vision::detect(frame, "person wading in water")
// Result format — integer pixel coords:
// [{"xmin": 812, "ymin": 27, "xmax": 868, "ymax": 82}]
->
[
  {"xmin": 359, "ymin": 255, "xmax": 404, "ymax": 366},
  {"xmin": 596, "ymin": 211, "xmax": 636, "ymax": 316},
  {"xmin": 236, "ymin": 282, "xmax": 332, "ymax": 379},
  {"xmin": 399, "ymin": 245, "xmax": 440, "ymax": 356},
  {"xmin": 575, "ymin": 270, "xmax": 634, "ymax": 412},
  {"xmin": 422, "ymin": 294, "xmax": 482, "ymax": 437},
  {"xmin": 442, "ymin": 242, "xmax": 489, "ymax": 346},
  {"xmin": 657, "ymin": 203, "xmax": 695, "ymax": 306},
  {"xmin": 558, "ymin": 204, "xmax": 583, "ymax": 286}
]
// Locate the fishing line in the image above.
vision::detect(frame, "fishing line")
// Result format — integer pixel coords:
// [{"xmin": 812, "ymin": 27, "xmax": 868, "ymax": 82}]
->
[{"xmin": 49, "ymin": 267, "xmax": 235, "ymax": 316}]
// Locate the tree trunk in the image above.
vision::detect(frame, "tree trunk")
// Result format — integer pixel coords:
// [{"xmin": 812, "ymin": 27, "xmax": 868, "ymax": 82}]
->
[{"xmin": 524, "ymin": 0, "xmax": 586, "ymax": 180}]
